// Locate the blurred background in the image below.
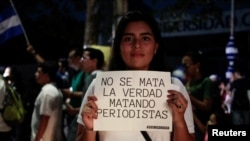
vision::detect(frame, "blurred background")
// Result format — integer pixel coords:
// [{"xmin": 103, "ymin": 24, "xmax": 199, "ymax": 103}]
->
[{"xmin": 0, "ymin": 0, "xmax": 250, "ymax": 79}]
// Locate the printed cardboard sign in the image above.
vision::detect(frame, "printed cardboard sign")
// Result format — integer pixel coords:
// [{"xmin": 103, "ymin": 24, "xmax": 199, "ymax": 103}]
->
[{"xmin": 94, "ymin": 71, "xmax": 173, "ymax": 131}]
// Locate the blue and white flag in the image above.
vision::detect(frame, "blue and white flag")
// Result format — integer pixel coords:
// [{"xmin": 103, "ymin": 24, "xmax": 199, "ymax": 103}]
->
[
  {"xmin": 0, "ymin": 1, "xmax": 23, "ymax": 44},
  {"xmin": 225, "ymin": 35, "xmax": 238, "ymax": 79}
]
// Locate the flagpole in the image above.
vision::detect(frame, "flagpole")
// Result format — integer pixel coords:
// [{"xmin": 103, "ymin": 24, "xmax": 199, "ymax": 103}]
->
[
  {"xmin": 230, "ymin": 0, "xmax": 234, "ymax": 37},
  {"xmin": 9, "ymin": 0, "xmax": 30, "ymax": 45}
]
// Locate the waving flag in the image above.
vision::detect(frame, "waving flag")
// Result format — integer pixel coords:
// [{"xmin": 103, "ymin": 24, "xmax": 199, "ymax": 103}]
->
[{"xmin": 0, "ymin": 0, "xmax": 23, "ymax": 44}]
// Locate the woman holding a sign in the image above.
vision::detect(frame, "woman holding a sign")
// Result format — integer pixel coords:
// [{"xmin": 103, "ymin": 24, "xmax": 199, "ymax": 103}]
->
[{"xmin": 76, "ymin": 11, "xmax": 195, "ymax": 141}]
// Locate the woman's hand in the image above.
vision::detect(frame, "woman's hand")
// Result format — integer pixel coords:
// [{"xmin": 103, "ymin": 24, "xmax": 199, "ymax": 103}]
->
[
  {"xmin": 167, "ymin": 90, "xmax": 188, "ymax": 123},
  {"xmin": 81, "ymin": 95, "xmax": 98, "ymax": 130}
]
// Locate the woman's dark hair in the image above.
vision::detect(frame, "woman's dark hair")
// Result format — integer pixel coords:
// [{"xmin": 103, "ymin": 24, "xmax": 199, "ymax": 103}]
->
[
  {"xmin": 183, "ymin": 50, "xmax": 211, "ymax": 77},
  {"xmin": 184, "ymin": 50, "xmax": 204, "ymax": 64},
  {"xmin": 5, "ymin": 65, "xmax": 22, "ymax": 83},
  {"xmin": 108, "ymin": 10, "xmax": 170, "ymax": 71},
  {"xmin": 4, "ymin": 65, "xmax": 24, "ymax": 94}
]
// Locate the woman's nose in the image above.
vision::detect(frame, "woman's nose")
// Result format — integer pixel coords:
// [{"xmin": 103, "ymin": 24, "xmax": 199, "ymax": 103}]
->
[{"xmin": 133, "ymin": 39, "xmax": 141, "ymax": 49}]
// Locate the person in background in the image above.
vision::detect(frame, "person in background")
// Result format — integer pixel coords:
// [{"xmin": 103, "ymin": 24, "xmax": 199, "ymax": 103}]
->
[
  {"xmin": 0, "ymin": 74, "xmax": 13, "ymax": 141},
  {"xmin": 2, "ymin": 65, "xmax": 27, "ymax": 141},
  {"xmin": 80, "ymin": 47, "xmax": 105, "ymax": 94},
  {"xmin": 31, "ymin": 61, "xmax": 63, "ymax": 141},
  {"xmin": 67, "ymin": 47, "xmax": 105, "ymax": 141},
  {"xmin": 27, "ymin": 44, "xmax": 81, "ymax": 139},
  {"xmin": 57, "ymin": 58, "xmax": 71, "ymax": 89},
  {"xmin": 27, "ymin": 44, "xmax": 69, "ymax": 140},
  {"xmin": 2, "ymin": 65, "xmax": 25, "ymax": 97},
  {"xmin": 76, "ymin": 10, "xmax": 195, "ymax": 141},
  {"xmin": 221, "ymin": 75, "xmax": 234, "ymax": 114},
  {"xmin": 203, "ymin": 107, "xmax": 231, "ymax": 141},
  {"xmin": 182, "ymin": 50, "xmax": 220, "ymax": 141},
  {"xmin": 27, "ymin": 44, "xmax": 70, "ymax": 89},
  {"xmin": 61, "ymin": 48, "xmax": 88, "ymax": 138},
  {"xmin": 230, "ymin": 62, "xmax": 250, "ymax": 125}
]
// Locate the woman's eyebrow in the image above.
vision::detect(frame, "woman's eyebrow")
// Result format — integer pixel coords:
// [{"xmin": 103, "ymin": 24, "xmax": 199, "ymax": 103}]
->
[
  {"xmin": 122, "ymin": 32, "xmax": 153, "ymax": 36},
  {"xmin": 122, "ymin": 33, "xmax": 134, "ymax": 36},
  {"xmin": 140, "ymin": 32, "xmax": 153, "ymax": 36}
]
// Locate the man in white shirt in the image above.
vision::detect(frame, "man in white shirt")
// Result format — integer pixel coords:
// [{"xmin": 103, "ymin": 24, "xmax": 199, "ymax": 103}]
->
[{"xmin": 31, "ymin": 61, "xmax": 63, "ymax": 141}]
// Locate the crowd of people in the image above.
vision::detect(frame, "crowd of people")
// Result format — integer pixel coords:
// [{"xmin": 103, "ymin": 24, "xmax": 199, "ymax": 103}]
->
[{"xmin": 0, "ymin": 10, "xmax": 249, "ymax": 141}]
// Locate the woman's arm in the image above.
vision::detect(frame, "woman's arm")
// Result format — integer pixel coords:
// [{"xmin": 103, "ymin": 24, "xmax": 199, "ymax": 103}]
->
[
  {"xmin": 76, "ymin": 123, "xmax": 96, "ymax": 141},
  {"xmin": 76, "ymin": 95, "xmax": 98, "ymax": 141},
  {"xmin": 167, "ymin": 89, "xmax": 195, "ymax": 141},
  {"xmin": 173, "ymin": 118, "xmax": 195, "ymax": 141}
]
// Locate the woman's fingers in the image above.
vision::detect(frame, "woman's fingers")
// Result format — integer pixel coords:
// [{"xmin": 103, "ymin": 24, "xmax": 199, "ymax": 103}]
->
[
  {"xmin": 83, "ymin": 95, "xmax": 98, "ymax": 119},
  {"xmin": 87, "ymin": 95, "xmax": 97, "ymax": 101},
  {"xmin": 167, "ymin": 90, "xmax": 187, "ymax": 111}
]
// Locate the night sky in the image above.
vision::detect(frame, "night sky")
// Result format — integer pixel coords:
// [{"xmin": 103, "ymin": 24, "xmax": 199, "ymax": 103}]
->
[{"xmin": 0, "ymin": 0, "xmax": 88, "ymax": 65}]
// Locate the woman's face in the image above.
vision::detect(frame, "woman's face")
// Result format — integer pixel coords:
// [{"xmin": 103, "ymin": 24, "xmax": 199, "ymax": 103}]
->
[
  {"xmin": 182, "ymin": 56, "xmax": 199, "ymax": 78},
  {"xmin": 120, "ymin": 21, "xmax": 158, "ymax": 70}
]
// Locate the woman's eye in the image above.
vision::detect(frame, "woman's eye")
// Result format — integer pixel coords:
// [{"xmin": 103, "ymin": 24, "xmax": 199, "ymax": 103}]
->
[
  {"xmin": 144, "ymin": 36, "xmax": 151, "ymax": 41},
  {"xmin": 122, "ymin": 36, "xmax": 133, "ymax": 42}
]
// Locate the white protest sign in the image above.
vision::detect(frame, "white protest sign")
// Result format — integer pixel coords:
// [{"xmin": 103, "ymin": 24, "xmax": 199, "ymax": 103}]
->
[{"xmin": 93, "ymin": 71, "xmax": 173, "ymax": 131}]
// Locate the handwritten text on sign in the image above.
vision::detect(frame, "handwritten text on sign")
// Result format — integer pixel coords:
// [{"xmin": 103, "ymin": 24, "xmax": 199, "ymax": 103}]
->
[{"xmin": 94, "ymin": 71, "xmax": 173, "ymax": 131}]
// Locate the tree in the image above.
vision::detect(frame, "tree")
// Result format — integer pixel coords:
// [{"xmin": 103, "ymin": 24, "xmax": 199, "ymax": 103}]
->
[
  {"xmin": 84, "ymin": 0, "xmax": 101, "ymax": 46},
  {"xmin": 112, "ymin": 0, "xmax": 128, "ymax": 43}
]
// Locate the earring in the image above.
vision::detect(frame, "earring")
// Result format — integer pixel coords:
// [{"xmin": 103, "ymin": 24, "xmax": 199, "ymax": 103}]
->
[{"xmin": 154, "ymin": 50, "xmax": 157, "ymax": 54}]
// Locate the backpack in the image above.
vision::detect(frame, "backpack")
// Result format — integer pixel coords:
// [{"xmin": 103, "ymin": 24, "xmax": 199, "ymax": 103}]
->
[{"xmin": 0, "ymin": 77, "xmax": 26, "ymax": 127}]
